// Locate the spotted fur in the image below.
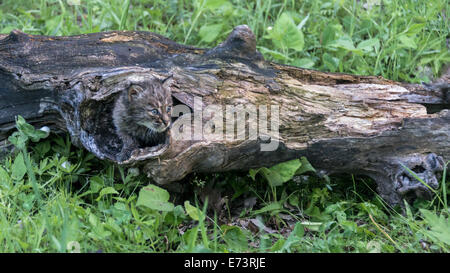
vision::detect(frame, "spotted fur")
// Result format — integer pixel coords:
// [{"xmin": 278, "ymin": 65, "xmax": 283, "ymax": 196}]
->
[{"xmin": 113, "ymin": 76, "xmax": 173, "ymax": 160}]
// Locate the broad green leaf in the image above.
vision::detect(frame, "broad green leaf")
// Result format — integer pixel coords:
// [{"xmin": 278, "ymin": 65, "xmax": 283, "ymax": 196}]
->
[
  {"xmin": 184, "ymin": 201, "xmax": 203, "ymax": 221},
  {"xmin": 96, "ymin": 187, "xmax": 119, "ymax": 201},
  {"xmin": 295, "ymin": 157, "xmax": 316, "ymax": 175},
  {"xmin": 406, "ymin": 23, "xmax": 425, "ymax": 36},
  {"xmin": 112, "ymin": 202, "xmax": 131, "ymax": 224},
  {"xmin": 88, "ymin": 213, "xmax": 99, "ymax": 227},
  {"xmin": 221, "ymin": 225, "xmax": 247, "ymax": 251},
  {"xmin": 266, "ymin": 159, "xmax": 301, "ymax": 185},
  {"xmin": 8, "ymin": 132, "xmax": 27, "ymax": 150},
  {"xmin": 260, "ymin": 168, "xmax": 282, "ymax": 186},
  {"xmin": 173, "ymin": 205, "xmax": 186, "ymax": 218},
  {"xmin": 357, "ymin": 38, "xmax": 380, "ymax": 52},
  {"xmin": 34, "ymin": 141, "xmax": 51, "ymax": 157},
  {"xmin": 248, "ymin": 168, "xmax": 259, "ymax": 181},
  {"xmin": 398, "ymin": 35, "xmax": 417, "ymax": 49},
  {"xmin": 291, "ymin": 222, "xmax": 305, "ymax": 238},
  {"xmin": 334, "ymin": 210, "xmax": 347, "ymax": 223},
  {"xmin": 89, "ymin": 176, "xmax": 104, "ymax": 193},
  {"xmin": 321, "ymin": 24, "xmax": 339, "ymax": 46},
  {"xmin": 204, "ymin": 0, "xmax": 229, "ymax": 10},
  {"xmin": 250, "ymin": 159, "xmax": 302, "ymax": 187},
  {"xmin": 199, "ymin": 23, "xmax": 223, "ymax": 43},
  {"xmin": 0, "ymin": 166, "xmax": 10, "ymax": 182},
  {"xmin": 268, "ymin": 12, "xmax": 304, "ymax": 51},
  {"xmin": 293, "ymin": 58, "xmax": 315, "ymax": 69},
  {"xmin": 358, "ymin": 202, "xmax": 387, "ymax": 220},
  {"xmin": 11, "ymin": 153, "xmax": 27, "ymax": 181},
  {"xmin": 288, "ymin": 194, "xmax": 299, "ymax": 207},
  {"xmin": 305, "ymin": 205, "xmax": 324, "ymax": 220},
  {"xmin": 165, "ymin": 205, "xmax": 187, "ymax": 225},
  {"xmin": 270, "ymin": 238, "xmax": 286, "ymax": 251},
  {"xmin": 182, "ymin": 226, "xmax": 199, "ymax": 247},
  {"xmin": 16, "ymin": 115, "xmax": 48, "ymax": 142},
  {"xmin": 420, "ymin": 209, "xmax": 450, "ymax": 245},
  {"xmin": 279, "ymin": 222, "xmax": 304, "ymax": 252},
  {"xmin": 322, "ymin": 53, "xmax": 339, "ymax": 72},
  {"xmin": 328, "ymin": 35, "xmax": 357, "ymax": 51},
  {"xmin": 136, "ymin": 184, "xmax": 174, "ymax": 212}
]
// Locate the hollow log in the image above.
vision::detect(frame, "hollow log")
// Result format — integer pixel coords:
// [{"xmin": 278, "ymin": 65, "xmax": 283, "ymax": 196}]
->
[{"xmin": 0, "ymin": 26, "xmax": 448, "ymax": 206}]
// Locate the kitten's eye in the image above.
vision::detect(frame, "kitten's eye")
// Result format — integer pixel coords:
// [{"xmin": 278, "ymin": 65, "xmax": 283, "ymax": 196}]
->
[
  {"xmin": 167, "ymin": 106, "xmax": 172, "ymax": 112},
  {"xmin": 150, "ymin": 109, "xmax": 159, "ymax": 115}
]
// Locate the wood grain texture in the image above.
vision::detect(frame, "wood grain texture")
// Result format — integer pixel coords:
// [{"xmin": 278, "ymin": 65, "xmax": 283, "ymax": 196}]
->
[{"xmin": 0, "ymin": 26, "xmax": 448, "ymax": 206}]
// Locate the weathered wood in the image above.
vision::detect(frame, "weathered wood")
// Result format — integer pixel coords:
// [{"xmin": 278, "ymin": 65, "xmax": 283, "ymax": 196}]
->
[{"xmin": 0, "ymin": 26, "xmax": 448, "ymax": 206}]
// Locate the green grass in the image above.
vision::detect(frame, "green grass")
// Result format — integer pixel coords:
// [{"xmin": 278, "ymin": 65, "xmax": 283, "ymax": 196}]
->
[{"xmin": 0, "ymin": 0, "xmax": 449, "ymax": 253}]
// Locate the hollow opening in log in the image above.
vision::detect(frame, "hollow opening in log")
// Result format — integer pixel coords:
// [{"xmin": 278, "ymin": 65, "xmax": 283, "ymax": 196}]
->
[
  {"xmin": 424, "ymin": 104, "xmax": 449, "ymax": 114},
  {"xmin": 79, "ymin": 95, "xmax": 123, "ymax": 159},
  {"xmin": 79, "ymin": 91, "xmax": 177, "ymax": 162}
]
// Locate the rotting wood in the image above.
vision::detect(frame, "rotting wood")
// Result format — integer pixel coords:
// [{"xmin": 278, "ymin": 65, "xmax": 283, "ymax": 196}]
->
[{"xmin": 0, "ymin": 26, "xmax": 448, "ymax": 206}]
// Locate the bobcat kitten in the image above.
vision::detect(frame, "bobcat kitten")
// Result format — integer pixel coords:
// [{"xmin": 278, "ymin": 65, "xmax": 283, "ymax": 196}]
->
[{"xmin": 113, "ymin": 76, "xmax": 173, "ymax": 160}]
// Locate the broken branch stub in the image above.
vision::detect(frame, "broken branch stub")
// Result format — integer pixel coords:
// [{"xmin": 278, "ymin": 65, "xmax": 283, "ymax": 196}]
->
[{"xmin": 0, "ymin": 26, "xmax": 448, "ymax": 206}]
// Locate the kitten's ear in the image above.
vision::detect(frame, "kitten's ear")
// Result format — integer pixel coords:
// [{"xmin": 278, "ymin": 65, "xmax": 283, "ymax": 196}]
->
[
  {"xmin": 161, "ymin": 74, "xmax": 174, "ymax": 89},
  {"xmin": 127, "ymin": 85, "xmax": 143, "ymax": 101}
]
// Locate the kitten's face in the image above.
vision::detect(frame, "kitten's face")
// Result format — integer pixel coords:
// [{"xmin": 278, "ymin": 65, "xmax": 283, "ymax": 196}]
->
[{"xmin": 127, "ymin": 77, "xmax": 173, "ymax": 133}]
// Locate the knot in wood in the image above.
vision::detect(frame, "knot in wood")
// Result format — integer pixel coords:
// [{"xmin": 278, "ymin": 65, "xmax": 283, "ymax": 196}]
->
[{"xmin": 205, "ymin": 25, "xmax": 263, "ymax": 61}]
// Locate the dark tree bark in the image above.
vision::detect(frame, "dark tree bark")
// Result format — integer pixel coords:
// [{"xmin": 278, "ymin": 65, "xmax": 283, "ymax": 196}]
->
[{"xmin": 0, "ymin": 26, "xmax": 448, "ymax": 206}]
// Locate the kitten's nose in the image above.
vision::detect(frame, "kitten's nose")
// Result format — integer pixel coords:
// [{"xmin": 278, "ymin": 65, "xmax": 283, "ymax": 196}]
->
[
  {"xmin": 162, "ymin": 114, "xmax": 171, "ymax": 127},
  {"xmin": 163, "ymin": 119, "xmax": 171, "ymax": 129},
  {"xmin": 159, "ymin": 118, "xmax": 170, "ymax": 131}
]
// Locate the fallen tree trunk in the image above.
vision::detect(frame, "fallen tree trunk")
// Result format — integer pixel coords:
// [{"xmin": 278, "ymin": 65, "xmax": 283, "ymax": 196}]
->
[{"xmin": 0, "ymin": 26, "xmax": 448, "ymax": 206}]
